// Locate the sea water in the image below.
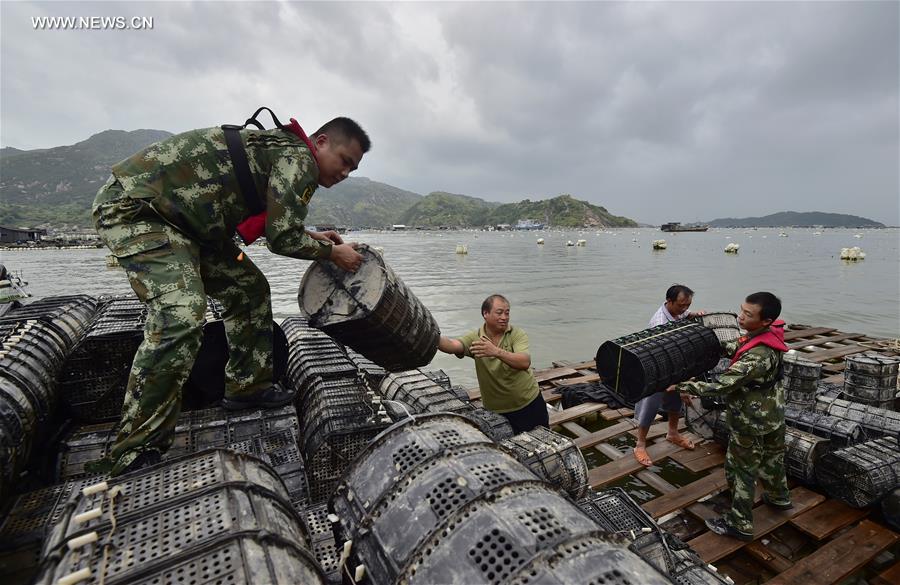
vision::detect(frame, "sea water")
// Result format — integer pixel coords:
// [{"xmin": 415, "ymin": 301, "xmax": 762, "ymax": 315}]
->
[{"xmin": 4, "ymin": 227, "xmax": 898, "ymax": 388}]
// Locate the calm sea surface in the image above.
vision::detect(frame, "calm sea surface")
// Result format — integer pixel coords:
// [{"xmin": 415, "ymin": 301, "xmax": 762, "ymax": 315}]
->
[{"xmin": 4, "ymin": 227, "xmax": 898, "ymax": 388}]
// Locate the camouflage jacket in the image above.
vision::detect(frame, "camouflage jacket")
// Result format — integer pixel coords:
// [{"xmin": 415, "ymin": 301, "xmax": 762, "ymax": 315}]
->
[
  {"xmin": 677, "ymin": 333, "xmax": 785, "ymax": 436},
  {"xmin": 104, "ymin": 127, "xmax": 331, "ymax": 259}
]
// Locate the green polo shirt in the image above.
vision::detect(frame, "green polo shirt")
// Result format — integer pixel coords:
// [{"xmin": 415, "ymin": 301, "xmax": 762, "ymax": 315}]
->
[{"xmin": 456, "ymin": 325, "xmax": 540, "ymax": 413}]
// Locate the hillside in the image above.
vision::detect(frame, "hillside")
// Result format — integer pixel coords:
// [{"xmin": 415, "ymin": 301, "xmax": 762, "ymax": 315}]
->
[
  {"xmin": 398, "ymin": 192, "xmax": 499, "ymax": 227},
  {"xmin": 487, "ymin": 195, "xmax": 637, "ymax": 228},
  {"xmin": 707, "ymin": 211, "xmax": 884, "ymax": 228},
  {"xmin": 308, "ymin": 177, "xmax": 422, "ymax": 228},
  {"xmin": 0, "ymin": 129, "xmax": 172, "ymax": 227},
  {"xmin": 1, "ymin": 130, "xmax": 636, "ymax": 231}
]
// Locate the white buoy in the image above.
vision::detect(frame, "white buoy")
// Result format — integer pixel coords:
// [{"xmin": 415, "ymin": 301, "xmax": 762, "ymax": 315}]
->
[
  {"xmin": 779, "ymin": 232, "xmax": 788, "ymax": 237},
  {"xmin": 840, "ymin": 246, "xmax": 865, "ymax": 261},
  {"xmin": 652, "ymin": 239, "xmax": 667, "ymax": 250},
  {"xmin": 854, "ymin": 233, "xmax": 863, "ymax": 239},
  {"xmin": 724, "ymin": 243, "xmax": 740, "ymax": 254},
  {"xmin": 536, "ymin": 238, "xmax": 545, "ymax": 245},
  {"xmin": 576, "ymin": 239, "xmax": 587, "ymax": 247},
  {"xmin": 455, "ymin": 244, "xmax": 468, "ymax": 255},
  {"xmin": 566, "ymin": 240, "xmax": 575, "ymax": 247}
]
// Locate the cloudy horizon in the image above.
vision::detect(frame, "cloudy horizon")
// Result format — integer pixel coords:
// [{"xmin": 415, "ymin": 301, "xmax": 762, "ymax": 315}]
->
[{"xmin": 2, "ymin": 1, "xmax": 897, "ymax": 225}]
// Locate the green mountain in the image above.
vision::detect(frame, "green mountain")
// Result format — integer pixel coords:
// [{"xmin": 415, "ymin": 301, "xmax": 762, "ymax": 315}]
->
[
  {"xmin": 309, "ymin": 177, "xmax": 422, "ymax": 227},
  {"xmin": 707, "ymin": 211, "xmax": 884, "ymax": 228},
  {"xmin": 487, "ymin": 194, "xmax": 637, "ymax": 228},
  {"xmin": 1, "ymin": 129, "xmax": 173, "ymax": 227},
  {"xmin": 398, "ymin": 191, "xmax": 500, "ymax": 227},
  {"xmin": 1, "ymin": 130, "xmax": 637, "ymax": 230}
]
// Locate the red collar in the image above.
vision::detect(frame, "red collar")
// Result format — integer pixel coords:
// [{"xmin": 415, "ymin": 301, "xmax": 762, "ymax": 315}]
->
[
  {"xmin": 282, "ymin": 118, "xmax": 319, "ymax": 166},
  {"xmin": 730, "ymin": 320, "xmax": 788, "ymax": 365}
]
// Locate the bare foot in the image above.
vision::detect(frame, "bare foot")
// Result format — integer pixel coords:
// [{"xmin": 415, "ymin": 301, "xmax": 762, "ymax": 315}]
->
[
  {"xmin": 634, "ymin": 446, "xmax": 653, "ymax": 467},
  {"xmin": 666, "ymin": 434, "xmax": 695, "ymax": 450}
]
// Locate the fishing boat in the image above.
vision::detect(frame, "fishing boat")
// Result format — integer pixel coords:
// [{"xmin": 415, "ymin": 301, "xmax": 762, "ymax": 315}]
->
[{"xmin": 661, "ymin": 222, "xmax": 710, "ymax": 232}]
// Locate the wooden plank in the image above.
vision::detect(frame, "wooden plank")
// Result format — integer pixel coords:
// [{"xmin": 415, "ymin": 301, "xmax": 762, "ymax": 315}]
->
[
  {"xmin": 600, "ymin": 407, "xmax": 633, "ymax": 421},
  {"xmin": 551, "ymin": 373, "xmax": 600, "ymax": 387},
  {"xmin": 643, "ymin": 468, "xmax": 727, "ymax": 519},
  {"xmin": 670, "ymin": 443, "xmax": 726, "ymax": 473},
  {"xmin": 821, "ymin": 373, "xmax": 845, "ymax": 384},
  {"xmin": 765, "ymin": 519, "xmax": 899, "ymax": 585},
  {"xmin": 744, "ymin": 540, "xmax": 794, "ymax": 574},
  {"xmin": 567, "ymin": 359, "xmax": 595, "ymax": 370},
  {"xmin": 586, "ymin": 433, "xmax": 699, "ymax": 488},
  {"xmin": 534, "ymin": 366, "xmax": 579, "ymax": 383},
  {"xmin": 687, "ymin": 486, "xmax": 825, "ymax": 563},
  {"xmin": 549, "ymin": 402, "xmax": 606, "ymax": 426},
  {"xmin": 790, "ymin": 498, "xmax": 870, "ymax": 540},
  {"xmin": 783, "ymin": 327, "xmax": 837, "ymax": 341},
  {"xmin": 803, "ymin": 344, "xmax": 869, "ymax": 362},
  {"xmin": 871, "ymin": 561, "xmax": 900, "ymax": 585},
  {"xmin": 572, "ymin": 427, "xmax": 679, "ymax": 495},
  {"xmin": 468, "ymin": 386, "xmax": 563, "ymax": 405},
  {"xmin": 784, "ymin": 327, "xmax": 837, "ymax": 341},
  {"xmin": 571, "ymin": 420, "xmax": 637, "ymax": 449},
  {"xmin": 788, "ymin": 332, "xmax": 866, "ymax": 350}
]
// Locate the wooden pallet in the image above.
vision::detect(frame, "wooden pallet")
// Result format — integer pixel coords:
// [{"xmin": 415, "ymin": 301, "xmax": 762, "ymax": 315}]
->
[{"xmin": 765, "ymin": 520, "xmax": 898, "ymax": 585}]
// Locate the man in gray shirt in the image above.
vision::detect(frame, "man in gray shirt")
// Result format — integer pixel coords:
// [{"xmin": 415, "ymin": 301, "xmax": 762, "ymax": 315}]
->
[{"xmin": 634, "ymin": 284, "xmax": 701, "ymax": 466}]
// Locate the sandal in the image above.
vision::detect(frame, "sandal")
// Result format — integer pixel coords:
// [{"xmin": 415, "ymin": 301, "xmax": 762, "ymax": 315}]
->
[
  {"xmin": 634, "ymin": 446, "xmax": 653, "ymax": 467},
  {"xmin": 666, "ymin": 434, "xmax": 695, "ymax": 450}
]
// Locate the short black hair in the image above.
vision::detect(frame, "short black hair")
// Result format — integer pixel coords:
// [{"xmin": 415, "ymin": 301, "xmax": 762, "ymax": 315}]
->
[
  {"xmin": 745, "ymin": 291, "xmax": 781, "ymax": 322},
  {"xmin": 666, "ymin": 284, "xmax": 694, "ymax": 302},
  {"xmin": 481, "ymin": 294, "xmax": 509, "ymax": 317},
  {"xmin": 314, "ymin": 117, "xmax": 371, "ymax": 153}
]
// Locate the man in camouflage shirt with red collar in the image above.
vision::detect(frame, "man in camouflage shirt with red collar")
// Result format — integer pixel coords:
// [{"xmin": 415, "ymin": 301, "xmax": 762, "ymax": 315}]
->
[
  {"xmin": 669, "ymin": 291, "xmax": 791, "ymax": 541},
  {"xmin": 90, "ymin": 115, "xmax": 369, "ymax": 475}
]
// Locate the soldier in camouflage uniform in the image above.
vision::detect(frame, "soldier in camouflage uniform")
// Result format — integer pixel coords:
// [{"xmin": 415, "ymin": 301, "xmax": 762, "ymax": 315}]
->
[
  {"xmin": 670, "ymin": 292, "xmax": 791, "ymax": 541},
  {"xmin": 89, "ymin": 116, "xmax": 370, "ymax": 476}
]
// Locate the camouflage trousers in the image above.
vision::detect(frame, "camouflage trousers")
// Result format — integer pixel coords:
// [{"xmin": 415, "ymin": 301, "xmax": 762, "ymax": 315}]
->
[
  {"xmin": 724, "ymin": 425, "xmax": 790, "ymax": 534},
  {"xmin": 91, "ymin": 177, "xmax": 274, "ymax": 475}
]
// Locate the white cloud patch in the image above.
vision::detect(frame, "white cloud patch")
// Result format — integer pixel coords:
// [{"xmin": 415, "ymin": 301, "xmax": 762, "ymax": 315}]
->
[{"xmin": 1, "ymin": 0, "xmax": 896, "ymax": 224}]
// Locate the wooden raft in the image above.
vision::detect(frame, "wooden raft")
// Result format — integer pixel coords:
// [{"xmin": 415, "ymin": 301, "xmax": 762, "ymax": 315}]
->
[{"xmin": 499, "ymin": 322, "xmax": 900, "ymax": 585}]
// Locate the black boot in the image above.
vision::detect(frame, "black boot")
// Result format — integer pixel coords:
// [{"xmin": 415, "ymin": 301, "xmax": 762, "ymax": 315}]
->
[{"xmin": 221, "ymin": 382, "xmax": 296, "ymax": 411}]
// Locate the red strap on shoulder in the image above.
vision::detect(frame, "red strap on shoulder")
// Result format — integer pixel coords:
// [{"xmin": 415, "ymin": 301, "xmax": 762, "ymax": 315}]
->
[
  {"xmin": 236, "ymin": 212, "xmax": 267, "ymax": 245},
  {"xmin": 236, "ymin": 118, "xmax": 317, "ymax": 245}
]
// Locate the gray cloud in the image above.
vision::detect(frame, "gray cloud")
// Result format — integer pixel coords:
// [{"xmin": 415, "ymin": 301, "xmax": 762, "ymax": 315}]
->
[{"xmin": 1, "ymin": 1, "xmax": 896, "ymax": 225}]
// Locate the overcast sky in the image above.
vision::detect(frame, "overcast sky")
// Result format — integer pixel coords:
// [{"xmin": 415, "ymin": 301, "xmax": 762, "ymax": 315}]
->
[{"xmin": 2, "ymin": 1, "xmax": 897, "ymax": 225}]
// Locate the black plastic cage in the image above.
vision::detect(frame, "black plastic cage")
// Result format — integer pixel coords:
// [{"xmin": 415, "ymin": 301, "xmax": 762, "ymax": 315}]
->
[
  {"xmin": 500, "ymin": 426, "xmax": 589, "ymax": 499},
  {"xmin": 379, "ymin": 370, "xmax": 471, "ymax": 416},
  {"xmin": 785, "ymin": 406, "xmax": 866, "ymax": 447},
  {"xmin": 784, "ymin": 427, "xmax": 830, "ymax": 484},
  {"xmin": 53, "ymin": 405, "xmax": 309, "ymax": 507},
  {"xmin": 596, "ymin": 321, "xmax": 721, "ymax": 404},
  {"xmin": 815, "ymin": 396, "xmax": 900, "ymax": 439},
  {"xmin": 815, "ymin": 436, "xmax": 900, "ymax": 508},
  {"xmin": 694, "ymin": 312, "xmax": 741, "ymax": 344},
  {"xmin": 35, "ymin": 449, "xmax": 324, "ymax": 585},
  {"xmin": 504, "ymin": 532, "xmax": 671, "ymax": 585},
  {"xmin": 298, "ymin": 245, "xmax": 440, "ymax": 372}
]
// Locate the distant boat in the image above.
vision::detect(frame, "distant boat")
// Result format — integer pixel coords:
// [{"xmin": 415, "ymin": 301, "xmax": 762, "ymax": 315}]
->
[
  {"xmin": 515, "ymin": 219, "xmax": 545, "ymax": 230},
  {"xmin": 660, "ymin": 222, "xmax": 708, "ymax": 232}
]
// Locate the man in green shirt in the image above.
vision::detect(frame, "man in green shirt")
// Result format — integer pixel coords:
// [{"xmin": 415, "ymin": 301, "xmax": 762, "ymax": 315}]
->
[{"xmin": 438, "ymin": 294, "xmax": 548, "ymax": 433}]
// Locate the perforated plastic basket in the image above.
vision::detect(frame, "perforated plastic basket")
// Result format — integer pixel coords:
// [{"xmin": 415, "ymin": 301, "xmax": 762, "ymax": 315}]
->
[
  {"xmin": 785, "ymin": 406, "xmax": 866, "ymax": 446},
  {"xmin": 500, "ymin": 426, "xmax": 589, "ymax": 499},
  {"xmin": 576, "ymin": 487, "xmax": 656, "ymax": 535},
  {"xmin": 815, "ymin": 436, "xmax": 900, "ymax": 508},
  {"xmin": 36, "ymin": 451, "xmax": 323, "ymax": 585},
  {"xmin": 815, "ymin": 396, "xmax": 900, "ymax": 439}
]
